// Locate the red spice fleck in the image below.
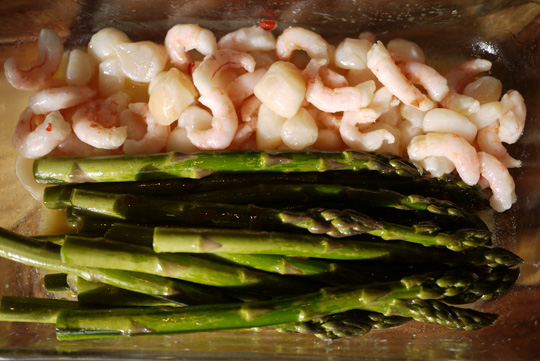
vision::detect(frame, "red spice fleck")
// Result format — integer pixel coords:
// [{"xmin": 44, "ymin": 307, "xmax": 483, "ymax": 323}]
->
[
  {"xmin": 45, "ymin": 122, "xmax": 53, "ymax": 132},
  {"xmin": 188, "ymin": 61, "xmax": 196, "ymax": 75},
  {"xmin": 258, "ymin": 20, "xmax": 277, "ymax": 31}
]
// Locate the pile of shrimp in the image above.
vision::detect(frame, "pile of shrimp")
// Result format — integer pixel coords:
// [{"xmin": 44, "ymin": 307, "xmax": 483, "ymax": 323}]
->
[{"xmin": 4, "ymin": 23, "xmax": 526, "ymax": 212}]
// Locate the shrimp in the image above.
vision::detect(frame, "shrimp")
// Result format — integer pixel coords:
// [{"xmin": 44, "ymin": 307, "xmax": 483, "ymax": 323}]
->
[
  {"xmin": 440, "ymin": 91, "xmax": 480, "ymax": 116},
  {"xmin": 165, "ymin": 24, "xmax": 218, "ymax": 72},
  {"xmin": 477, "ymin": 151, "xmax": 517, "ymax": 212},
  {"xmin": 499, "ymin": 90, "xmax": 526, "ymax": 144},
  {"xmin": 71, "ymin": 96, "xmax": 128, "ymax": 150},
  {"xmin": 192, "ymin": 49, "xmax": 255, "ymax": 95},
  {"xmin": 28, "ymin": 85, "xmax": 96, "ymax": 114},
  {"xmin": 13, "ymin": 109, "xmax": 71, "ymax": 159},
  {"xmin": 56, "ymin": 132, "xmax": 115, "ymax": 156},
  {"xmin": 399, "ymin": 62, "xmax": 449, "ymax": 102},
  {"xmin": 444, "ymin": 58, "xmax": 492, "ymax": 93},
  {"xmin": 229, "ymin": 96, "xmax": 261, "ymax": 149},
  {"xmin": 123, "ymin": 103, "xmax": 170, "ymax": 154},
  {"xmin": 183, "ymin": 89, "xmax": 238, "ymax": 150},
  {"xmin": 339, "ymin": 108, "xmax": 395, "ymax": 152},
  {"xmin": 476, "ymin": 121, "xmax": 521, "ymax": 168},
  {"xmin": 319, "ymin": 66, "xmax": 349, "ymax": 88},
  {"xmin": 218, "ymin": 25, "xmax": 276, "ymax": 52},
  {"xmin": 418, "ymin": 157, "xmax": 456, "ymax": 178},
  {"xmin": 304, "ymin": 59, "xmax": 376, "ymax": 113},
  {"xmin": 276, "ymin": 27, "xmax": 331, "ymax": 65},
  {"xmin": 407, "ymin": 133, "xmax": 480, "ymax": 185},
  {"xmin": 4, "ymin": 29, "xmax": 64, "ymax": 90},
  {"xmin": 366, "ymin": 41, "xmax": 434, "ymax": 111},
  {"xmin": 226, "ymin": 68, "xmax": 266, "ymax": 108}
]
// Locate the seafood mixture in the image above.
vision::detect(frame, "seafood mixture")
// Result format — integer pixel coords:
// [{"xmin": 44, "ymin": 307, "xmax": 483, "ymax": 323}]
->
[{"xmin": 4, "ymin": 24, "xmax": 526, "ymax": 212}]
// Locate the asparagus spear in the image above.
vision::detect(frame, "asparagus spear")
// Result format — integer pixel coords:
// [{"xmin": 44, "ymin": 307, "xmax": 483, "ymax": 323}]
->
[
  {"xmin": 44, "ymin": 273, "xmax": 72, "ymax": 292},
  {"xmin": 43, "ymin": 170, "xmax": 488, "ymax": 211},
  {"xmin": 0, "ymin": 227, "xmax": 233, "ymax": 305},
  {"xmin": 153, "ymin": 227, "xmax": 520, "ymax": 268},
  {"xmin": 444, "ymin": 267, "xmax": 520, "ymax": 304},
  {"xmin": 60, "ymin": 235, "xmax": 322, "ymax": 295},
  {"xmin": 33, "ymin": 150, "xmax": 422, "ymax": 184},
  {"xmin": 175, "ymin": 183, "xmax": 482, "ymax": 223},
  {"xmin": 49, "ymin": 182, "xmax": 485, "ymax": 230},
  {"xmin": 273, "ymin": 309, "xmax": 410, "ymax": 339},
  {"xmin": 54, "ymin": 269, "xmax": 496, "ymax": 340},
  {"xmin": 0, "ymin": 296, "xmax": 80, "ymax": 323},
  {"xmin": 69, "ymin": 189, "xmax": 491, "ymax": 251},
  {"xmin": 75, "ymin": 277, "xmax": 184, "ymax": 307}
]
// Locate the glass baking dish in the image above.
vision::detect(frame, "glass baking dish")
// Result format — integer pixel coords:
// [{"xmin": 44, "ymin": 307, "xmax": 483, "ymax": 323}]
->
[{"xmin": 0, "ymin": 0, "xmax": 539, "ymax": 359}]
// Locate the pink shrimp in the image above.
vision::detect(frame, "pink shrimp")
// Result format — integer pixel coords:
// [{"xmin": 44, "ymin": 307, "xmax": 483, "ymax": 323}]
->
[
  {"xmin": 71, "ymin": 95, "xmax": 129, "ymax": 150},
  {"xmin": 4, "ymin": 29, "xmax": 64, "ymax": 90},
  {"xmin": 184, "ymin": 89, "xmax": 238, "ymax": 150},
  {"xmin": 229, "ymin": 96, "xmax": 261, "ymax": 149},
  {"xmin": 499, "ymin": 90, "xmax": 526, "ymax": 144},
  {"xmin": 165, "ymin": 24, "xmax": 217, "ymax": 73},
  {"xmin": 192, "ymin": 49, "xmax": 255, "ymax": 95},
  {"xmin": 226, "ymin": 68, "xmax": 267, "ymax": 108},
  {"xmin": 407, "ymin": 133, "xmax": 480, "ymax": 185},
  {"xmin": 476, "ymin": 121, "xmax": 521, "ymax": 168},
  {"xmin": 444, "ymin": 58, "xmax": 492, "ymax": 93},
  {"xmin": 218, "ymin": 25, "xmax": 276, "ymax": 52},
  {"xmin": 366, "ymin": 41, "xmax": 434, "ymax": 111},
  {"xmin": 27, "ymin": 85, "xmax": 96, "ymax": 114},
  {"xmin": 123, "ymin": 103, "xmax": 170, "ymax": 154},
  {"xmin": 304, "ymin": 59, "xmax": 375, "ymax": 113},
  {"xmin": 276, "ymin": 27, "xmax": 331, "ymax": 65},
  {"xmin": 339, "ymin": 108, "xmax": 395, "ymax": 152},
  {"xmin": 477, "ymin": 151, "xmax": 517, "ymax": 212},
  {"xmin": 13, "ymin": 108, "xmax": 71, "ymax": 159},
  {"xmin": 399, "ymin": 61, "xmax": 449, "ymax": 102}
]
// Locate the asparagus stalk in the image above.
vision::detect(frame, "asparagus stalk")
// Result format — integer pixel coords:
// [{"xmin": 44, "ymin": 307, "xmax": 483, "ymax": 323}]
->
[
  {"xmin": 69, "ymin": 190, "xmax": 491, "ymax": 251},
  {"xmin": 33, "ymin": 150, "xmax": 422, "ymax": 184},
  {"xmin": 60, "ymin": 235, "xmax": 322, "ymax": 295},
  {"xmin": 49, "ymin": 183, "xmax": 485, "ymax": 230},
  {"xmin": 0, "ymin": 296, "xmax": 80, "ymax": 323},
  {"xmin": 152, "ymin": 227, "xmax": 518, "ymax": 267},
  {"xmin": 43, "ymin": 170, "xmax": 487, "ymax": 211},
  {"xmin": 54, "ymin": 269, "xmax": 495, "ymax": 340},
  {"xmin": 75, "ymin": 277, "xmax": 184, "ymax": 307},
  {"xmin": 444, "ymin": 267, "xmax": 520, "ymax": 304},
  {"xmin": 0, "ymin": 227, "xmax": 233, "ymax": 305},
  {"xmin": 175, "ymin": 184, "xmax": 483, "ymax": 224},
  {"xmin": 44, "ymin": 273, "xmax": 72, "ymax": 292},
  {"xmin": 273, "ymin": 310, "xmax": 410, "ymax": 339}
]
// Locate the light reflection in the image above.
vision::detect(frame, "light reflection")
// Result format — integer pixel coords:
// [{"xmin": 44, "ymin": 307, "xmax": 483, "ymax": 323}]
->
[{"xmin": 473, "ymin": 40, "xmax": 499, "ymax": 56}]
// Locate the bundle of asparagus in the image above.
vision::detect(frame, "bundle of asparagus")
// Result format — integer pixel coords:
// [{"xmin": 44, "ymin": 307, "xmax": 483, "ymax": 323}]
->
[{"xmin": 0, "ymin": 150, "xmax": 522, "ymax": 340}]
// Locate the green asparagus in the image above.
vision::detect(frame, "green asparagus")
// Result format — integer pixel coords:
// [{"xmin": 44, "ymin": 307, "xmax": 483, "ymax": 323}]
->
[
  {"xmin": 152, "ymin": 227, "xmax": 519, "ymax": 268},
  {"xmin": 43, "ymin": 170, "xmax": 488, "ymax": 210},
  {"xmin": 43, "ymin": 273, "xmax": 72, "ymax": 292},
  {"xmin": 0, "ymin": 227, "xmax": 233, "ymax": 305},
  {"xmin": 69, "ymin": 189, "xmax": 490, "ymax": 251},
  {"xmin": 0, "ymin": 296, "xmax": 80, "ymax": 323},
  {"xmin": 46, "ymin": 182, "xmax": 484, "ymax": 228},
  {"xmin": 33, "ymin": 150, "xmax": 422, "ymax": 184},
  {"xmin": 54, "ymin": 269, "xmax": 496, "ymax": 340},
  {"xmin": 273, "ymin": 310, "xmax": 410, "ymax": 339},
  {"xmin": 60, "ymin": 235, "xmax": 322, "ymax": 295}
]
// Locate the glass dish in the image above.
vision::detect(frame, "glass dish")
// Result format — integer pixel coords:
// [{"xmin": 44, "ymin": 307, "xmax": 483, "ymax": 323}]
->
[{"xmin": 0, "ymin": 0, "xmax": 539, "ymax": 359}]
